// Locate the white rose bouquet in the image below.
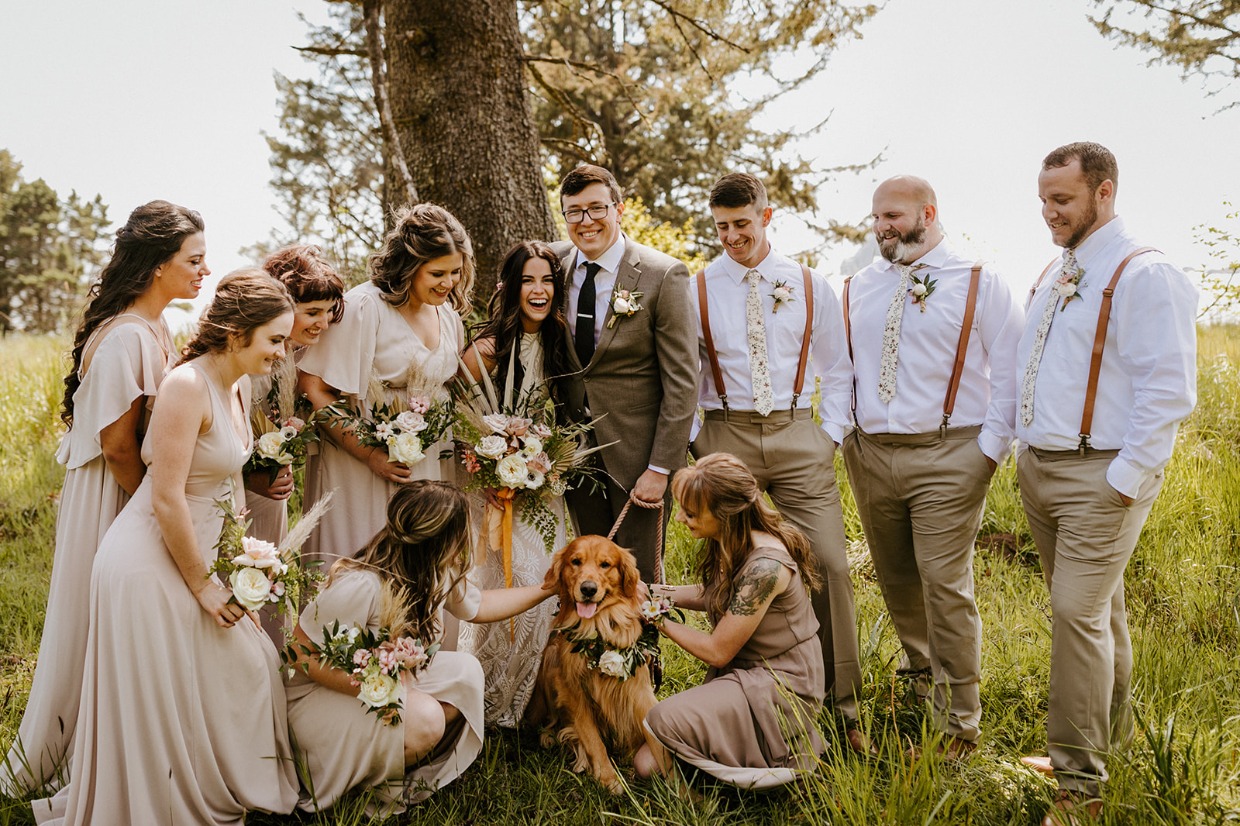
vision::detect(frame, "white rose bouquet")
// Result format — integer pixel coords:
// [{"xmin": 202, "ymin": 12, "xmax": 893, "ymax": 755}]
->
[
  {"xmin": 322, "ymin": 387, "xmax": 453, "ymax": 469},
  {"xmin": 311, "ymin": 620, "xmax": 439, "ymax": 726},
  {"xmin": 208, "ymin": 493, "xmax": 333, "ymax": 620}
]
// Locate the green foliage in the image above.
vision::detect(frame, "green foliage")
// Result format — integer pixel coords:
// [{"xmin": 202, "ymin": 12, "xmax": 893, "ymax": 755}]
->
[
  {"xmin": 619, "ymin": 197, "xmax": 709, "ymax": 273},
  {"xmin": 252, "ymin": 4, "xmax": 381, "ymax": 288},
  {"xmin": 522, "ymin": 0, "xmax": 880, "ymax": 248},
  {"xmin": 1195, "ymin": 202, "xmax": 1240, "ymax": 321},
  {"xmin": 259, "ymin": 1, "xmax": 880, "ymax": 267},
  {"xmin": 1091, "ymin": 0, "xmax": 1240, "ymax": 110},
  {"xmin": 0, "ymin": 150, "xmax": 110, "ymax": 334},
  {"xmin": 4, "ymin": 328, "xmax": 1240, "ymax": 824}
]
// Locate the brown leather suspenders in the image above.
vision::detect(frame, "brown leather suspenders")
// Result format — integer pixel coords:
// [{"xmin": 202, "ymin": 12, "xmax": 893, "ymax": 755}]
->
[
  {"xmin": 941, "ymin": 264, "xmax": 983, "ymax": 436},
  {"xmin": 1026, "ymin": 247, "xmax": 1158, "ymax": 451},
  {"xmin": 843, "ymin": 263, "xmax": 983, "ymax": 436},
  {"xmin": 696, "ymin": 264, "xmax": 814, "ymax": 412},
  {"xmin": 1078, "ymin": 247, "xmax": 1158, "ymax": 451}
]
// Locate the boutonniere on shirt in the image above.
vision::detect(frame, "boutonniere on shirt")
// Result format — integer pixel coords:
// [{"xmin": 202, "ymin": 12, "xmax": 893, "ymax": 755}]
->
[
  {"xmin": 606, "ymin": 288, "xmax": 644, "ymax": 328},
  {"xmin": 1053, "ymin": 267, "xmax": 1086, "ymax": 310},
  {"xmin": 770, "ymin": 279, "xmax": 796, "ymax": 313},
  {"xmin": 908, "ymin": 272, "xmax": 938, "ymax": 312}
]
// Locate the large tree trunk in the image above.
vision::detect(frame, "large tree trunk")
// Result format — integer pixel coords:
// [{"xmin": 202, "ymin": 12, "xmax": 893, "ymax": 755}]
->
[{"xmin": 384, "ymin": 0, "xmax": 557, "ymax": 301}]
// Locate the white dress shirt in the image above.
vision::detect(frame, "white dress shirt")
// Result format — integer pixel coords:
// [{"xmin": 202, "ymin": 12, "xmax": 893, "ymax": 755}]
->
[
  {"xmin": 847, "ymin": 239, "xmax": 1023, "ymax": 463},
  {"xmin": 567, "ymin": 235, "xmax": 627, "ymax": 347},
  {"xmin": 690, "ymin": 247, "xmax": 853, "ymax": 443},
  {"xmin": 1016, "ymin": 216, "xmax": 1198, "ymax": 498}
]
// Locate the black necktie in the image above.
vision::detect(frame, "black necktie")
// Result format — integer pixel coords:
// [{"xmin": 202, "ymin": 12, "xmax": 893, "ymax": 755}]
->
[{"xmin": 574, "ymin": 262, "xmax": 601, "ymax": 367}]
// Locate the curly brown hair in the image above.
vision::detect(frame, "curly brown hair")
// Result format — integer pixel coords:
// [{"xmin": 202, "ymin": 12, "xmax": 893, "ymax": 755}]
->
[{"xmin": 369, "ymin": 204, "xmax": 474, "ymax": 315}]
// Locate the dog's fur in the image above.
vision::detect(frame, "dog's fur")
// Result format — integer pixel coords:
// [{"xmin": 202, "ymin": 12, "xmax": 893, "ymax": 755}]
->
[{"xmin": 527, "ymin": 535, "xmax": 666, "ymax": 792}]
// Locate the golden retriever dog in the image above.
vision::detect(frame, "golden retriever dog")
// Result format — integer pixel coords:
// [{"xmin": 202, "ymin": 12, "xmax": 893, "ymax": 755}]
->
[{"xmin": 527, "ymin": 535, "xmax": 667, "ymax": 793}]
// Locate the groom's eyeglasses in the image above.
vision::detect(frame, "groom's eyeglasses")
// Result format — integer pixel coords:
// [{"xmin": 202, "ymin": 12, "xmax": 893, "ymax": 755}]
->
[{"xmin": 562, "ymin": 203, "xmax": 616, "ymax": 224}]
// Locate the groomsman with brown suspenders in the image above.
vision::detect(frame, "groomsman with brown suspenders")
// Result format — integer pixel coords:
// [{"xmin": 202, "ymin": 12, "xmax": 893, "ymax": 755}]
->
[
  {"xmin": 841, "ymin": 175, "xmax": 1022, "ymax": 757},
  {"xmin": 690, "ymin": 173, "xmax": 868, "ymax": 752},
  {"xmin": 1017, "ymin": 143, "xmax": 1197, "ymax": 824}
]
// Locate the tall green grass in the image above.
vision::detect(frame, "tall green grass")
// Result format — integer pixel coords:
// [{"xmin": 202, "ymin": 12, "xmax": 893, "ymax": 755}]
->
[{"xmin": 2, "ymin": 328, "xmax": 1238, "ymax": 825}]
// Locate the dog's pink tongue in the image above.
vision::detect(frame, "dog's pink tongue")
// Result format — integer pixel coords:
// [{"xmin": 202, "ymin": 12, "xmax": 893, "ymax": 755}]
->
[{"xmin": 576, "ymin": 601, "xmax": 598, "ymax": 619}]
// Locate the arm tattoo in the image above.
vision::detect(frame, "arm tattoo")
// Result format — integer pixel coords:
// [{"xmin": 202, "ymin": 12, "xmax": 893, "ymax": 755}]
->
[{"xmin": 728, "ymin": 558, "xmax": 782, "ymax": 616}]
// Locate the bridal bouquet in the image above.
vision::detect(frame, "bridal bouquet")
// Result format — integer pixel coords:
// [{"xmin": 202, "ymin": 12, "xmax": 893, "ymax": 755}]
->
[
  {"xmin": 322, "ymin": 380, "xmax": 453, "ymax": 467},
  {"xmin": 208, "ymin": 492, "xmax": 332, "ymax": 615},
  {"xmin": 453, "ymin": 363, "xmax": 609, "ymax": 563},
  {"xmin": 313, "ymin": 621, "xmax": 439, "ymax": 726}
]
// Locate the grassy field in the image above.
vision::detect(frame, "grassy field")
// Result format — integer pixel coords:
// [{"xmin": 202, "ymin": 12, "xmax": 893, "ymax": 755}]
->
[{"xmin": 1, "ymin": 328, "xmax": 1238, "ymax": 825}]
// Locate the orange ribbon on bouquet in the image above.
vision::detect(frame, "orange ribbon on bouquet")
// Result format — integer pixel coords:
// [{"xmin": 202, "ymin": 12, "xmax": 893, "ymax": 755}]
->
[{"xmin": 484, "ymin": 487, "xmax": 518, "ymax": 641}]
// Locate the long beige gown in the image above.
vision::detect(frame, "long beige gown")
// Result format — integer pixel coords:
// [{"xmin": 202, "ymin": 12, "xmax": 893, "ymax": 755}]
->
[
  {"xmin": 36, "ymin": 362, "xmax": 299, "ymax": 825},
  {"xmin": 1, "ymin": 316, "xmax": 171, "ymax": 796},
  {"xmin": 644, "ymin": 544, "xmax": 827, "ymax": 790},
  {"xmin": 286, "ymin": 567, "xmax": 484, "ymax": 815},
  {"xmin": 297, "ymin": 282, "xmax": 463, "ymax": 567}
]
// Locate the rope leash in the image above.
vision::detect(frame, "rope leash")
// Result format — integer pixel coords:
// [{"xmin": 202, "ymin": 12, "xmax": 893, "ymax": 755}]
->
[{"xmin": 606, "ymin": 494, "xmax": 665, "ymax": 585}]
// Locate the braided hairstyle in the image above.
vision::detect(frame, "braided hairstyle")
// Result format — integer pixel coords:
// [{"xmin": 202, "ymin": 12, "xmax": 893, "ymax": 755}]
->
[
  {"xmin": 178, "ymin": 269, "xmax": 293, "ymax": 364},
  {"xmin": 261, "ymin": 244, "xmax": 345, "ymax": 323},
  {"xmin": 333, "ymin": 481, "xmax": 472, "ymax": 644},
  {"xmin": 61, "ymin": 200, "xmax": 204, "ymax": 427},
  {"xmin": 369, "ymin": 203, "xmax": 474, "ymax": 315},
  {"xmin": 672, "ymin": 452, "xmax": 821, "ymax": 623}
]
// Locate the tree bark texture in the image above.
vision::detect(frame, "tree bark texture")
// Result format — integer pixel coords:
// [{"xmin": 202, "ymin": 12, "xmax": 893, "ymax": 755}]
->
[{"xmin": 384, "ymin": 0, "xmax": 558, "ymax": 301}]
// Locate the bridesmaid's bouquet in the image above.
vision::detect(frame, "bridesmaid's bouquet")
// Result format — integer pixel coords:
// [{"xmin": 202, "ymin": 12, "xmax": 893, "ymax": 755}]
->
[
  {"xmin": 208, "ymin": 493, "xmax": 332, "ymax": 614},
  {"xmin": 313, "ymin": 621, "xmax": 439, "ymax": 726},
  {"xmin": 246, "ymin": 366, "xmax": 319, "ymax": 482},
  {"xmin": 322, "ymin": 380, "xmax": 453, "ymax": 467}
]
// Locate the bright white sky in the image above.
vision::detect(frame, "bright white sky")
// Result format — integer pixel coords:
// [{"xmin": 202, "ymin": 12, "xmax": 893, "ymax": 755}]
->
[{"xmin": 1, "ymin": 0, "xmax": 1235, "ymax": 310}]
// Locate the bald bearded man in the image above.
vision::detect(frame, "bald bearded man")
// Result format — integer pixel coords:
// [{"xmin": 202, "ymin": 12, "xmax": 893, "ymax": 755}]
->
[{"xmin": 841, "ymin": 176, "xmax": 1022, "ymax": 755}]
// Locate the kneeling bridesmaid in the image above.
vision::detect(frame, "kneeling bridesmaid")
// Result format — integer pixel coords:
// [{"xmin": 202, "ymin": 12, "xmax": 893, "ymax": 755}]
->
[
  {"xmin": 286, "ymin": 481, "xmax": 553, "ymax": 814},
  {"xmin": 635, "ymin": 453, "xmax": 827, "ymax": 789}
]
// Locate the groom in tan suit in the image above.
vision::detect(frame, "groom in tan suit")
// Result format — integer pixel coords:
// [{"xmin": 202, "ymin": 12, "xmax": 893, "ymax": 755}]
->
[{"xmin": 555, "ymin": 164, "xmax": 697, "ymax": 580}]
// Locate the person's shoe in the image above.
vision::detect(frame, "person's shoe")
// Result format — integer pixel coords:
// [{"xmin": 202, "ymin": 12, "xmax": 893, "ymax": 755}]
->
[
  {"xmin": 907, "ymin": 734, "xmax": 976, "ymax": 762},
  {"xmin": 1021, "ymin": 755, "xmax": 1055, "ymax": 776},
  {"xmin": 938, "ymin": 735, "xmax": 977, "ymax": 761},
  {"xmin": 1041, "ymin": 788, "xmax": 1102, "ymax": 825},
  {"xmin": 845, "ymin": 727, "xmax": 878, "ymax": 757}
]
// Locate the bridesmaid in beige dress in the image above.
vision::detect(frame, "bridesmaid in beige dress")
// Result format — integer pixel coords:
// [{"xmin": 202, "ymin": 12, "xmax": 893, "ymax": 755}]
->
[
  {"xmin": 243, "ymin": 244, "xmax": 345, "ymax": 546},
  {"xmin": 1, "ymin": 201, "xmax": 206, "ymax": 796},
  {"xmin": 458, "ymin": 241, "xmax": 577, "ymax": 727},
  {"xmin": 635, "ymin": 453, "xmax": 828, "ymax": 790},
  {"xmin": 299, "ymin": 204, "xmax": 474, "ymax": 568},
  {"xmin": 38, "ymin": 271, "xmax": 300, "ymax": 825},
  {"xmin": 286, "ymin": 481, "xmax": 554, "ymax": 816}
]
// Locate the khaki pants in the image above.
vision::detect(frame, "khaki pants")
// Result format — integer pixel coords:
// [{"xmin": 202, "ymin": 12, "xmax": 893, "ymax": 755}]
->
[
  {"xmin": 1018, "ymin": 447, "xmax": 1161, "ymax": 795},
  {"xmin": 842, "ymin": 426, "xmax": 990, "ymax": 741},
  {"xmin": 693, "ymin": 408, "xmax": 862, "ymax": 720}
]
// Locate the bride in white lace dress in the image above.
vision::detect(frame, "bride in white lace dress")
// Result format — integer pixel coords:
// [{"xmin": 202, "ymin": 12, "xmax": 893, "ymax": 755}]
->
[{"xmin": 458, "ymin": 241, "xmax": 580, "ymax": 728}]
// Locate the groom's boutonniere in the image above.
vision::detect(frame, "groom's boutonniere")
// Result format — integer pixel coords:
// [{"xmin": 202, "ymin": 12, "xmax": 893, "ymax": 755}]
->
[
  {"xmin": 770, "ymin": 279, "xmax": 796, "ymax": 313},
  {"xmin": 1053, "ymin": 266, "xmax": 1086, "ymax": 310},
  {"xmin": 908, "ymin": 272, "xmax": 938, "ymax": 312},
  {"xmin": 606, "ymin": 288, "xmax": 644, "ymax": 328}
]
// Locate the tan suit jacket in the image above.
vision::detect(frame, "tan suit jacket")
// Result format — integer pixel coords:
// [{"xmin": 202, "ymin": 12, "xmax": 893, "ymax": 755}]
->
[{"xmin": 554, "ymin": 236, "xmax": 697, "ymax": 491}]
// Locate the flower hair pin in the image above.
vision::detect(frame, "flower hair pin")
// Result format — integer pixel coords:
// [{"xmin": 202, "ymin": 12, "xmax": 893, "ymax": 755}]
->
[
  {"xmin": 908, "ymin": 271, "xmax": 938, "ymax": 312},
  {"xmin": 606, "ymin": 288, "xmax": 644, "ymax": 328},
  {"xmin": 771, "ymin": 279, "xmax": 796, "ymax": 313}
]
